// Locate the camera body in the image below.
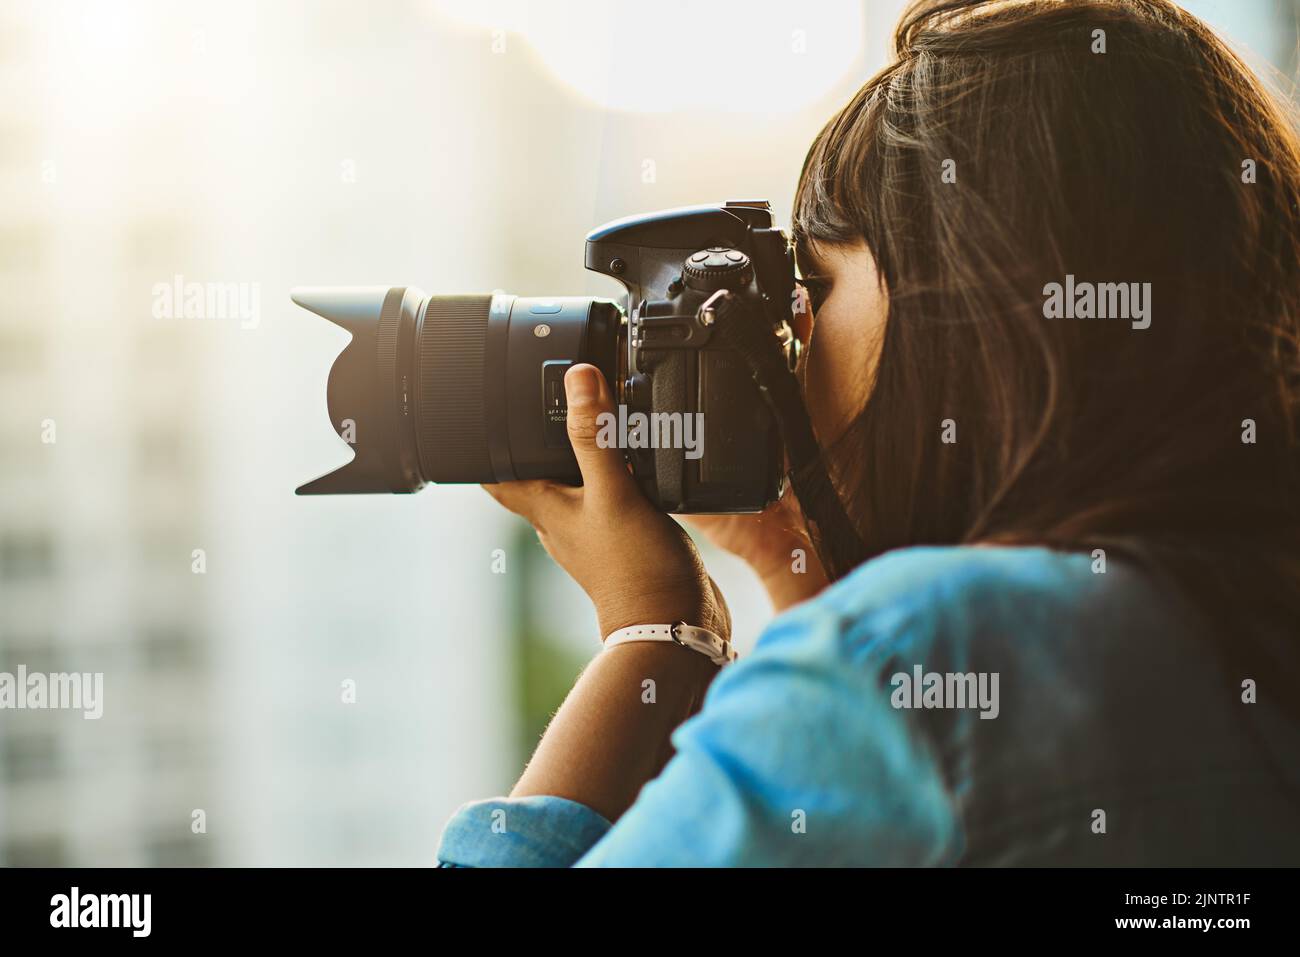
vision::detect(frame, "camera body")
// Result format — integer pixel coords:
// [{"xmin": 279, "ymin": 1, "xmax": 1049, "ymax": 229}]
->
[
  {"xmin": 584, "ymin": 200, "xmax": 793, "ymax": 511},
  {"xmin": 293, "ymin": 200, "xmax": 796, "ymax": 513}
]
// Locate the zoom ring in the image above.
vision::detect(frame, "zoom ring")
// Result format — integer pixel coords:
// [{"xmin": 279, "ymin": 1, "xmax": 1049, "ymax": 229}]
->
[{"xmin": 415, "ymin": 295, "xmax": 495, "ymax": 483}]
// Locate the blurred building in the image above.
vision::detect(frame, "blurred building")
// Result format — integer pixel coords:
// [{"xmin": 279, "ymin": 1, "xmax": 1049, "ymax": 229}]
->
[{"xmin": 0, "ymin": 3, "xmax": 217, "ymax": 865}]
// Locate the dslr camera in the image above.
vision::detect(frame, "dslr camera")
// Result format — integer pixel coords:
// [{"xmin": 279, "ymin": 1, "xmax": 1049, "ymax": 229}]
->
[{"xmin": 293, "ymin": 200, "xmax": 801, "ymax": 512}]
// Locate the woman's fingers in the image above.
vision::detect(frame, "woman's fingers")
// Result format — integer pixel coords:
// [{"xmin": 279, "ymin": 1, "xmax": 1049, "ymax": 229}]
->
[
  {"xmin": 481, "ymin": 479, "xmax": 575, "ymax": 530},
  {"xmin": 564, "ymin": 364, "xmax": 636, "ymax": 503},
  {"xmin": 480, "ymin": 363, "xmax": 633, "ymax": 530},
  {"xmin": 482, "ymin": 365, "xmax": 637, "ymax": 523}
]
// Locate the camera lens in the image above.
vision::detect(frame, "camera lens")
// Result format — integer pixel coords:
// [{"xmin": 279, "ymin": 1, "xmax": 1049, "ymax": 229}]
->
[{"xmin": 292, "ymin": 287, "xmax": 620, "ymax": 495}]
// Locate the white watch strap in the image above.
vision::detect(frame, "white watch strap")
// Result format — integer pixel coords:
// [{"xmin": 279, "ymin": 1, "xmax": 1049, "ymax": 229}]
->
[{"xmin": 603, "ymin": 622, "xmax": 737, "ymax": 667}]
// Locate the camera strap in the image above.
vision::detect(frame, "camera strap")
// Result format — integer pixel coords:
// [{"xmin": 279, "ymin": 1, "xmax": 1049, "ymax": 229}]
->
[{"xmin": 700, "ymin": 291, "xmax": 866, "ymax": 581}]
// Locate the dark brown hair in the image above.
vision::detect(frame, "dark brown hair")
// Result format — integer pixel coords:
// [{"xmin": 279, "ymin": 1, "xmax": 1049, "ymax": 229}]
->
[{"xmin": 794, "ymin": 1, "xmax": 1300, "ymax": 679}]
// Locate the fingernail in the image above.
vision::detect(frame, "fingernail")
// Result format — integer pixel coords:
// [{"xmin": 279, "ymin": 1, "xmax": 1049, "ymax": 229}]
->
[{"xmin": 565, "ymin": 365, "xmax": 599, "ymax": 402}]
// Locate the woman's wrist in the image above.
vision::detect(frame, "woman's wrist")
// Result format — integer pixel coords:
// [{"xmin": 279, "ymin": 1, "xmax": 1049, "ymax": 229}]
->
[
  {"xmin": 594, "ymin": 586, "xmax": 729, "ymax": 643},
  {"xmin": 590, "ymin": 559, "xmax": 730, "ymax": 642}
]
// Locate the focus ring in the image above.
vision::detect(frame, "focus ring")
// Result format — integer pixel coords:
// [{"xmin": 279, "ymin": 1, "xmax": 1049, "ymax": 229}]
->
[{"xmin": 416, "ymin": 295, "xmax": 494, "ymax": 482}]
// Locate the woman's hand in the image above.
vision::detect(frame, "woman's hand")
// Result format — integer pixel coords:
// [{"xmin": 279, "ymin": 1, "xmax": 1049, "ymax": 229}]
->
[
  {"xmin": 684, "ymin": 491, "xmax": 829, "ymax": 612},
  {"xmin": 483, "ymin": 363, "xmax": 729, "ymax": 641}
]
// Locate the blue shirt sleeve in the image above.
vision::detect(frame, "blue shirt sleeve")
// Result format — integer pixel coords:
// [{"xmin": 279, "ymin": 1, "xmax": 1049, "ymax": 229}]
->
[
  {"xmin": 436, "ymin": 586, "xmax": 962, "ymax": 867},
  {"xmin": 436, "ymin": 794, "xmax": 612, "ymax": 867}
]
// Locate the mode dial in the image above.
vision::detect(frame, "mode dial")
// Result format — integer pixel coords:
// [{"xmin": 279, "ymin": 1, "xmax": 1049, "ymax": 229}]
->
[{"xmin": 682, "ymin": 246, "xmax": 752, "ymax": 292}]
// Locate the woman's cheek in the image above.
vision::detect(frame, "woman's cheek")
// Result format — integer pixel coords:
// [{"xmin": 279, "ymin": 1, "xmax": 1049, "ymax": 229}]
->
[
  {"xmin": 802, "ymin": 304, "xmax": 872, "ymax": 445},
  {"xmin": 801, "ymin": 335, "xmax": 835, "ymax": 445}
]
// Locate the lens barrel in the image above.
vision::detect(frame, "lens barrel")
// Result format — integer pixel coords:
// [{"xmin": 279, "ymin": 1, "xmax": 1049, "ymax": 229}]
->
[{"xmin": 292, "ymin": 287, "xmax": 619, "ymax": 495}]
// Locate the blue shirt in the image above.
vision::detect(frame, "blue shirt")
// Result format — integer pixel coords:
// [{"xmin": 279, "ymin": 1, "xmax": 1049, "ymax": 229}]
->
[{"xmin": 436, "ymin": 545, "xmax": 1300, "ymax": 866}]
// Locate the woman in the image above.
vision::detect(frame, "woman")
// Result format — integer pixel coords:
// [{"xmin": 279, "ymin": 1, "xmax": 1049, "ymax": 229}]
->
[{"xmin": 437, "ymin": 0, "xmax": 1300, "ymax": 866}]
